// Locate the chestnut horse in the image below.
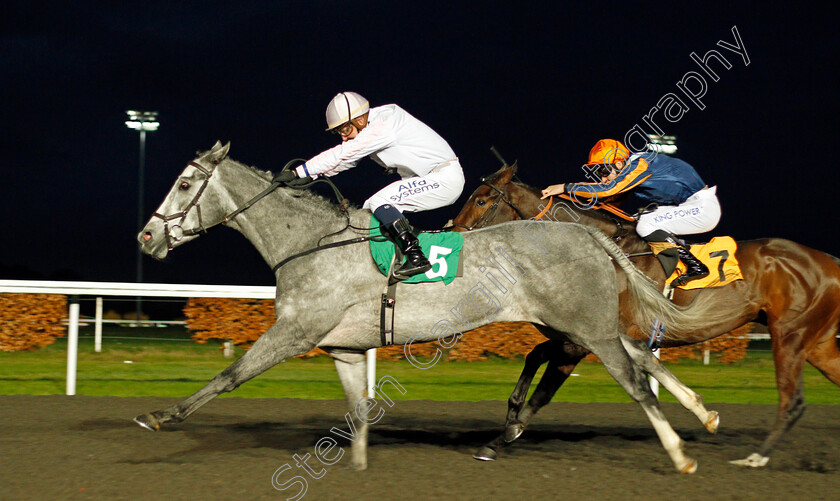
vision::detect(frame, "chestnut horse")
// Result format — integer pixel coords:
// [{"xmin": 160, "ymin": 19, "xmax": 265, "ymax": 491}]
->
[{"xmin": 451, "ymin": 162, "xmax": 840, "ymax": 467}]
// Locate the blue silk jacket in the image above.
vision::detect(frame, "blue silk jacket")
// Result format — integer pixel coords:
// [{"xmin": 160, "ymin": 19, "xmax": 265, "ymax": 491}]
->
[{"xmin": 565, "ymin": 152, "xmax": 706, "ymax": 206}]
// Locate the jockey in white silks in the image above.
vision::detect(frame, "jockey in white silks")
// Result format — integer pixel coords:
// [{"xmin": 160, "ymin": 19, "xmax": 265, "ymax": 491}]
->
[{"xmin": 279, "ymin": 91, "xmax": 465, "ymax": 279}]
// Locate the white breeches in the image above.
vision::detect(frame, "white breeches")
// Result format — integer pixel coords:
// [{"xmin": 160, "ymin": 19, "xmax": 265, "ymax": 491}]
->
[
  {"xmin": 636, "ymin": 186, "xmax": 721, "ymax": 237},
  {"xmin": 363, "ymin": 160, "xmax": 465, "ymax": 213}
]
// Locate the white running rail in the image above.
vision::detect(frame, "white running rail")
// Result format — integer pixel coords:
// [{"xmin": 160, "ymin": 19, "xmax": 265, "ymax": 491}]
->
[{"xmin": 0, "ymin": 280, "xmax": 377, "ymax": 396}]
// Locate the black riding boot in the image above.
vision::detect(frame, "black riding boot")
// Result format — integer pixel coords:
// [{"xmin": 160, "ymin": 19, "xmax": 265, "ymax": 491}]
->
[
  {"xmin": 666, "ymin": 235, "xmax": 709, "ymax": 286},
  {"xmin": 644, "ymin": 230, "xmax": 708, "ymax": 286},
  {"xmin": 386, "ymin": 217, "xmax": 432, "ymax": 279}
]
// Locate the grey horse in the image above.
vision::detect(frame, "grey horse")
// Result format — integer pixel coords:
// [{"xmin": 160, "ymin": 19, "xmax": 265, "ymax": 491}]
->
[{"xmin": 135, "ymin": 141, "xmax": 721, "ymax": 473}]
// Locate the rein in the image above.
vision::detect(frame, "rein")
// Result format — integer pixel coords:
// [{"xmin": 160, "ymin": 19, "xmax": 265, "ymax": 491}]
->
[
  {"xmin": 457, "ymin": 178, "xmax": 649, "ymax": 250},
  {"xmin": 271, "ymin": 235, "xmax": 388, "ymax": 273},
  {"xmin": 152, "ymin": 157, "xmax": 389, "ymax": 272},
  {"xmin": 555, "ymin": 193, "xmax": 636, "ymax": 222}
]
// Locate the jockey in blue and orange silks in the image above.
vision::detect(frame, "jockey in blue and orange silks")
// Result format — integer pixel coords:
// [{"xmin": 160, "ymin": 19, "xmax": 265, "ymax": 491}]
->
[{"xmin": 541, "ymin": 139, "xmax": 721, "ymax": 286}]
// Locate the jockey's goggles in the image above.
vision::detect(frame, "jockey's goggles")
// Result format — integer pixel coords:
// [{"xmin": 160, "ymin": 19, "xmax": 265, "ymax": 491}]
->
[
  {"xmin": 330, "ymin": 122, "xmax": 356, "ymax": 137},
  {"xmin": 591, "ymin": 163, "xmax": 619, "ymax": 178}
]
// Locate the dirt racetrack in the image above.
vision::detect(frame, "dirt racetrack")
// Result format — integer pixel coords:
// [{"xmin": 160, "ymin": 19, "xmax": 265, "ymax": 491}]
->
[{"xmin": 1, "ymin": 396, "xmax": 838, "ymax": 500}]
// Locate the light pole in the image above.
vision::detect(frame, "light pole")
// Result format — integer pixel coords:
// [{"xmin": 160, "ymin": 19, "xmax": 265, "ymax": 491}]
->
[{"xmin": 125, "ymin": 110, "xmax": 159, "ymax": 322}]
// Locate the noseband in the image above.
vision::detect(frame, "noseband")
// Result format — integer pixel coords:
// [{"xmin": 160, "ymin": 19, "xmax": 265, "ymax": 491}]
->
[{"xmin": 151, "ymin": 161, "xmax": 216, "ymax": 250}]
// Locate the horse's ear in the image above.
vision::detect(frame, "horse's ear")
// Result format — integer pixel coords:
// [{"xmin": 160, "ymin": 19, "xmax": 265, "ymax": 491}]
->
[
  {"xmin": 209, "ymin": 141, "xmax": 231, "ymax": 164},
  {"xmin": 495, "ymin": 162, "xmax": 517, "ymax": 184}
]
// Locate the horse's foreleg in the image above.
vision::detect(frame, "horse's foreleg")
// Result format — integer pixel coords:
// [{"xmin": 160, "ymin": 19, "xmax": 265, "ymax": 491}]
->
[
  {"xmin": 503, "ymin": 341, "xmax": 556, "ymax": 437},
  {"xmin": 593, "ymin": 337, "xmax": 697, "ymax": 474},
  {"xmin": 134, "ymin": 321, "xmax": 315, "ymax": 431},
  {"xmin": 619, "ymin": 336, "xmax": 719, "ymax": 433},
  {"xmin": 514, "ymin": 348, "xmax": 587, "ymax": 434},
  {"xmin": 512, "ymin": 328, "xmax": 592, "ymax": 435},
  {"xmin": 330, "ymin": 350, "xmax": 370, "ymax": 471},
  {"xmin": 474, "ymin": 344, "xmax": 584, "ymax": 462}
]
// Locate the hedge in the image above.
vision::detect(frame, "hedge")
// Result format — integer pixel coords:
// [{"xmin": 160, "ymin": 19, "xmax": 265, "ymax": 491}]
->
[
  {"xmin": 183, "ymin": 298, "xmax": 749, "ymax": 363},
  {"xmin": 0, "ymin": 293, "xmax": 68, "ymax": 351}
]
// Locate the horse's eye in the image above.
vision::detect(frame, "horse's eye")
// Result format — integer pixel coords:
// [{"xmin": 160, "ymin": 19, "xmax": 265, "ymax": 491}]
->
[
  {"xmin": 476, "ymin": 199, "xmax": 488, "ymax": 207},
  {"xmin": 179, "ymin": 182, "xmax": 190, "ymax": 191}
]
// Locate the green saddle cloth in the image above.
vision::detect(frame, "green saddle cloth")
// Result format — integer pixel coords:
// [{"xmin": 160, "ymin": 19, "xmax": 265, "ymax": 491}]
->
[{"xmin": 369, "ymin": 215, "xmax": 463, "ymax": 284}]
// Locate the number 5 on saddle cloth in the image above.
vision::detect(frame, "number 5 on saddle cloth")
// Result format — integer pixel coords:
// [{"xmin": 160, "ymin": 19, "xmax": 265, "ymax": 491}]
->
[
  {"xmin": 368, "ymin": 215, "xmax": 464, "ymax": 284},
  {"xmin": 368, "ymin": 215, "xmax": 464, "ymax": 346}
]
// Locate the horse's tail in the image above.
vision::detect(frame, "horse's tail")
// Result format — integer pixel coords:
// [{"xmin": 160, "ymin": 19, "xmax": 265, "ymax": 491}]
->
[{"xmin": 581, "ymin": 226, "xmax": 737, "ymax": 340}]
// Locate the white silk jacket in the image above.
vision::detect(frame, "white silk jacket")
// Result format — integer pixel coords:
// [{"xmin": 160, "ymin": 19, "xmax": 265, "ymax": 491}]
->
[{"xmin": 299, "ymin": 104, "xmax": 457, "ymax": 179}]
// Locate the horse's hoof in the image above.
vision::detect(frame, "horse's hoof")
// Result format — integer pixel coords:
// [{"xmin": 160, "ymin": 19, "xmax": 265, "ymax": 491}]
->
[
  {"xmin": 504, "ymin": 423, "xmax": 525, "ymax": 443},
  {"xmin": 473, "ymin": 446, "xmax": 498, "ymax": 461},
  {"xmin": 729, "ymin": 453, "xmax": 769, "ymax": 467},
  {"xmin": 679, "ymin": 459, "xmax": 698, "ymax": 474},
  {"xmin": 704, "ymin": 411, "xmax": 720, "ymax": 434},
  {"xmin": 134, "ymin": 413, "xmax": 160, "ymax": 431}
]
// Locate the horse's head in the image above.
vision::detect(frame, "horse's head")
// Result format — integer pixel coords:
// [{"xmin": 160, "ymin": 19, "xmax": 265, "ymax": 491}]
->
[
  {"xmin": 451, "ymin": 162, "xmax": 529, "ymax": 231},
  {"xmin": 139, "ymin": 140, "xmax": 231, "ymax": 259}
]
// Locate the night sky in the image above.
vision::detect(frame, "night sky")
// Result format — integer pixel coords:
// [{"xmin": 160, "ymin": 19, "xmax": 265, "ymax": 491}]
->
[{"xmin": 2, "ymin": 1, "xmax": 837, "ymax": 287}]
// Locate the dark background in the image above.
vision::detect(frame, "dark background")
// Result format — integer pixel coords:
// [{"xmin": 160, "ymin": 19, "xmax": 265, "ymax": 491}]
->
[{"xmin": 2, "ymin": 1, "xmax": 837, "ymax": 290}]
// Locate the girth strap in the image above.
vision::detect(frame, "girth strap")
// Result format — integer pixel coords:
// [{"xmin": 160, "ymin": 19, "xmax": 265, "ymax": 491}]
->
[
  {"xmin": 380, "ymin": 282, "xmax": 398, "ymax": 346},
  {"xmin": 380, "ymin": 247, "xmax": 404, "ymax": 346}
]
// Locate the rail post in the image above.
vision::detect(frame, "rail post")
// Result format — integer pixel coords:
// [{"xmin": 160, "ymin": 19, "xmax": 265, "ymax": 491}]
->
[{"xmin": 66, "ymin": 296, "xmax": 80, "ymax": 395}]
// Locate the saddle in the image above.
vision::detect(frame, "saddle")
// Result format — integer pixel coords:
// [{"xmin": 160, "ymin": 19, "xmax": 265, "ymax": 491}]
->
[
  {"xmin": 368, "ymin": 215, "xmax": 464, "ymax": 285},
  {"xmin": 662, "ymin": 236, "xmax": 744, "ymax": 290},
  {"xmin": 369, "ymin": 215, "xmax": 465, "ymax": 346}
]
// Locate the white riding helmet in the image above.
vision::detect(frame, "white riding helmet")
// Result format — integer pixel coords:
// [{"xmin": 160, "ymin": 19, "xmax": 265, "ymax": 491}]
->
[{"xmin": 325, "ymin": 91, "xmax": 369, "ymax": 131}]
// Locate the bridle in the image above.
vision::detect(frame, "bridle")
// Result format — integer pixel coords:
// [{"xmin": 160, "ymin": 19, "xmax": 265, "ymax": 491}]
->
[
  {"xmin": 451, "ymin": 178, "xmax": 531, "ymax": 231},
  {"xmin": 150, "ymin": 159, "xmax": 282, "ymax": 250}
]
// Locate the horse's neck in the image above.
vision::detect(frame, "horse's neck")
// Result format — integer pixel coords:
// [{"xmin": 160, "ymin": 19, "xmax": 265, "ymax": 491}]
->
[
  {"xmin": 516, "ymin": 184, "xmax": 649, "ymax": 253},
  {"xmin": 215, "ymin": 161, "xmax": 356, "ymax": 270}
]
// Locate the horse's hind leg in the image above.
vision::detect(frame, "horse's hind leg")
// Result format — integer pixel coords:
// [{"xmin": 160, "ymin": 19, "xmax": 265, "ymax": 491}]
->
[
  {"xmin": 134, "ymin": 321, "xmax": 315, "ymax": 430},
  {"xmin": 619, "ymin": 336, "xmax": 719, "ymax": 433},
  {"xmin": 330, "ymin": 350, "xmax": 370, "ymax": 470},
  {"xmin": 732, "ymin": 319, "xmax": 837, "ymax": 467},
  {"xmin": 591, "ymin": 337, "xmax": 697, "ymax": 474},
  {"xmin": 806, "ymin": 322, "xmax": 840, "ymax": 386}
]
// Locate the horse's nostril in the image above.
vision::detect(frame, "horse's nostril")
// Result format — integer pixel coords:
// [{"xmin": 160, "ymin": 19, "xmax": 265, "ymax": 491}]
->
[{"xmin": 143, "ymin": 232, "xmax": 152, "ymax": 242}]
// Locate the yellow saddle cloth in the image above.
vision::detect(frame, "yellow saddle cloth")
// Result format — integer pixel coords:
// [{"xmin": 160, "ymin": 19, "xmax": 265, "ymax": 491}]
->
[{"xmin": 665, "ymin": 236, "xmax": 744, "ymax": 290}]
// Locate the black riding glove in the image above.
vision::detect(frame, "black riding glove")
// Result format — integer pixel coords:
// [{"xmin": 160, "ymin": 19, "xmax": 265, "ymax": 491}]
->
[
  {"xmin": 273, "ymin": 170, "xmax": 298, "ymax": 184},
  {"xmin": 287, "ymin": 175, "xmax": 314, "ymax": 187}
]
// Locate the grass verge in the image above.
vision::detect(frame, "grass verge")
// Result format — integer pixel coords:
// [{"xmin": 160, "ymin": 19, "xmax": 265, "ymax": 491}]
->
[{"xmin": 1, "ymin": 330, "xmax": 838, "ymax": 404}]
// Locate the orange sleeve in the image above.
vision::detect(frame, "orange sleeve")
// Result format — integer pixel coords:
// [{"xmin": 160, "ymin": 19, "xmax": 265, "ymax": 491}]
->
[{"xmin": 566, "ymin": 159, "xmax": 650, "ymax": 199}]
